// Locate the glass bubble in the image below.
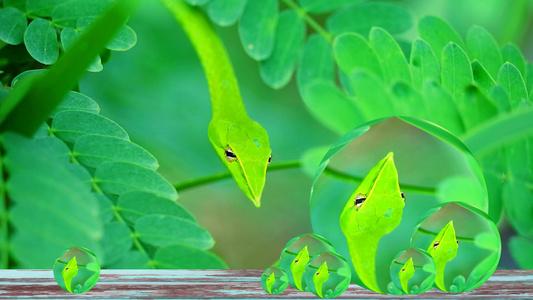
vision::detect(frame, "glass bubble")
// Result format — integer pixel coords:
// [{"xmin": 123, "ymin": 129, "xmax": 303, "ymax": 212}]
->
[
  {"xmin": 303, "ymin": 251, "xmax": 351, "ymax": 298},
  {"xmin": 261, "ymin": 267, "xmax": 288, "ymax": 295},
  {"xmin": 279, "ymin": 233, "xmax": 335, "ymax": 291},
  {"xmin": 410, "ymin": 202, "xmax": 501, "ymax": 293},
  {"xmin": 53, "ymin": 246, "xmax": 100, "ymax": 293},
  {"xmin": 388, "ymin": 248, "xmax": 436, "ymax": 295}
]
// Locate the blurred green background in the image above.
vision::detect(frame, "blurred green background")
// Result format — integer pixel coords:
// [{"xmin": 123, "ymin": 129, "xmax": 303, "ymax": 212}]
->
[{"xmin": 79, "ymin": 0, "xmax": 533, "ymax": 269}]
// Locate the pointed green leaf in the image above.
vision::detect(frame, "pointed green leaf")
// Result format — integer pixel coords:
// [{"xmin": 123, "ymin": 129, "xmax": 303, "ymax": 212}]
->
[
  {"xmin": 472, "ymin": 60, "xmax": 495, "ymax": 96},
  {"xmin": 117, "ymin": 191, "xmax": 196, "ymax": 225},
  {"xmin": 348, "ymin": 70, "xmax": 393, "ymax": 120},
  {"xmin": 456, "ymin": 85, "xmax": 498, "ymax": 130},
  {"xmin": 26, "ymin": 0, "xmax": 65, "ymax": 17},
  {"xmin": 101, "ymin": 222, "xmax": 133, "ymax": 266},
  {"xmin": 136, "ymin": 215, "xmax": 214, "ymax": 249},
  {"xmin": 410, "ymin": 38, "xmax": 440, "ymax": 90},
  {"xmin": 497, "ymin": 62, "xmax": 528, "ymax": 110},
  {"xmin": 207, "ymin": 0, "xmax": 247, "ymax": 26},
  {"xmin": 333, "ymin": 33, "xmax": 382, "ymax": 79},
  {"xmin": 423, "ymin": 80, "xmax": 464, "ymax": 136},
  {"xmin": 298, "ymin": 0, "xmax": 359, "ymax": 14},
  {"xmin": 73, "ymin": 135, "xmax": 158, "ymax": 170},
  {"xmin": 60, "ymin": 27, "xmax": 104, "ymax": 72},
  {"xmin": 501, "ymin": 43, "xmax": 526, "ymax": 76},
  {"xmin": 300, "ymin": 80, "xmax": 362, "ymax": 135},
  {"xmin": 24, "ymin": 18, "xmax": 59, "ymax": 65},
  {"xmin": 390, "ymin": 81, "xmax": 427, "ymax": 119},
  {"xmin": 51, "ymin": 111, "xmax": 129, "ymax": 143},
  {"xmin": 51, "ymin": 0, "xmax": 113, "ymax": 28},
  {"xmin": 509, "ymin": 236, "xmax": 533, "ymax": 269},
  {"xmin": 441, "ymin": 42, "xmax": 473, "ymax": 101},
  {"xmin": 154, "ymin": 244, "xmax": 228, "ymax": 269},
  {"xmin": 95, "ymin": 162, "xmax": 178, "ymax": 200},
  {"xmin": 0, "ymin": 7, "xmax": 27, "ymax": 45},
  {"xmin": 369, "ymin": 27, "xmax": 411, "ymax": 84},
  {"xmin": 418, "ymin": 16, "xmax": 465, "ymax": 61},
  {"xmin": 489, "ymin": 85, "xmax": 510, "ymax": 113},
  {"xmin": 503, "ymin": 180, "xmax": 533, "ymax": 237},
  {"xmin": 297, "ymin": 34, "xmax": 335, "ymax": 97},
  {"xmin": 466, "ymin": 25, "xmax": 501, "ymax": 79},
  {"xmin": 51, "ymin": 91, "xmax": 100, "ymax": 117},
  {"xmin": 238, "ymin": 0, "xmax": 278, "ymax": 60},
  {"xmin": 260, "ymin": 10, "xmax": 305, "ymax": 89},
  {"xmin": 107, "ymin": 250, "xmax": 151, "ymax": 269},
  {"xmin": 327, "ymin": 2, "xmax": 412, "ymax": 36}
]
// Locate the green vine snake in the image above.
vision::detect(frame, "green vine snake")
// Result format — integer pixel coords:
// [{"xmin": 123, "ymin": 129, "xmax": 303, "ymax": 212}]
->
[{"xmin": 161, "ymin": 0, "xmax": 272, "ymax": 207}]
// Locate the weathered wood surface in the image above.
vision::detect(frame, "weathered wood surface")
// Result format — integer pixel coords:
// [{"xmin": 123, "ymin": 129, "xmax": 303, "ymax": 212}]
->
[{"xmin": 0, "ymin": 269, "xmax": 532, "ymax": 298}]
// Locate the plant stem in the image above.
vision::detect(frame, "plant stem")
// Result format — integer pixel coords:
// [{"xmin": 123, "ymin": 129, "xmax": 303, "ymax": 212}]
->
[
  {"xmin": 281, "ymin": 0, "xmax": 333, "ymax": 42},
  {"xmin": 174, "ymin": 161, "xmax": 301, "ymax": 191}
]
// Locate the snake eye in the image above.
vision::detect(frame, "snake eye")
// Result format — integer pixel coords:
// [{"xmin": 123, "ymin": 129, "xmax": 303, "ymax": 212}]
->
[
  {"xmin": 354, "ymin": 193, "xmax": 366, "ymax": 209},
  {"xmin": 225, "ymin": 147, "xmax": 237, "ymax": 162},
  {"xmin": 268, "ymin": 154, "xmax": 272, "ymax": 164},
  {"xmin": 433, "ymin": 241, "xmax": 440, "ymax": 249},
  {"xmin": 401, "ymin": 268, "xmax": 405, "ymax": 272},
  {"xmin": 400, "ymin": 191, "xmax": 405, "ymax": 201}
]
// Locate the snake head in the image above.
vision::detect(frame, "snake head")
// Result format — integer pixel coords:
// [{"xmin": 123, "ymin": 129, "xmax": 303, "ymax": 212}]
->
[
  {"xmin": 427, "ymin": 220, "xmax": 459, "ymax": 263},
  {"xmin": 62, "ymin": 256, "xmax": 78, "ymax": 293},
  {"xmin": 398, "ymin": 257, "xmax": 415, "ymax": 293},
  {"xmin": 208, "ymin": 118, "xmax": 271, "ymax": 207},
  {"xmin": 313, "ymin": 261, "xmax": 330, "ymax": 298},
  {"xmin": 290, "ymin": 246, "xmax": 310, "ymax": 291},
  {"xmin": 340, "ymin": 152, "xmax": 405, "ymax": 237},
  {"xmin": 266, "ymin": 272, "xmax": 276, "ymax": 294}
]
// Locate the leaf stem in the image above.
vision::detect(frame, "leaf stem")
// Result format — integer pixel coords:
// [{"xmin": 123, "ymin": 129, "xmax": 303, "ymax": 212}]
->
[{"xmin": 281, "ymin": 0, "xmax": 333, "ymax": 42}]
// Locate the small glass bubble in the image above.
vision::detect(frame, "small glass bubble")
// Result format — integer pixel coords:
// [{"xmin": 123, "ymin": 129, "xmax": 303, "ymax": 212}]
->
[
  {"xmin": 279, "ymin": 233, "xmax": 335, "ymax": 291},
  {"xmin": 303, "ymin": 251, "xmax": 351, "ymax": 298},
  {"xmin": 53, "ymin": 246, "xmax": 100, "ymax": 293},
  {"xmin": 261, "ymin": 267, "xmax": 288, "ymax": 295}
]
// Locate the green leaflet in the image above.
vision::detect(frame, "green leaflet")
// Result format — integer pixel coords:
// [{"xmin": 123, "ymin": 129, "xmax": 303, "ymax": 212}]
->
[
  {"xmin": 422, "ymin": 80, "xmax": 464, "ymax": 136},
  {"xmin": 207, "ymin": 0, "xmax": 247, "ymax": 26},
  {"xmin": 51, "ymin": 91, "xmax": 100, "ymax": 117},
  {"xmin": 135, "ymin": 215, "xmax": 214, "ymax": 249},
  {"xmin": 327, "ymin": 2, "xmax": 413, "ymax": 37},
  {"xmin": 25, "ymin": 0, "xmax": 65, "ymax": 17},
  {"xmin": 526, "ymin": 62, "xmax": 533, "ymax": 98},
  {"xmin": 297, "ymin": 34, "xmax": 335, "ymax": 98},
  {"xmin": 410, "ymin": 39, "xmax": 440, "ymax": 90},
  {"xmin": 260, "ymin": 10, "xmax": 306, "ymax": 89},
  {"xmin": 497, "ymin": 62, "xmax": 529, "ymax": 110},
  {"xmin": 441, "ymin": 42, "xmax": 473, "ymax": 101},
  {"xmin": 51, "ymin": 0, "xmax": 113, "ymax": 28},
  {"xmin": 300, "ymin": 80, "xmax": 362, "ymax": 135},
  {"xmin": 333, "ymin": 33, "xmax": 383, "ymax": 79},
  {"xmin": 73, "ymin": 135, "xmax": 159, "ymax": 170},
  {"xmin": 466, "ymin": 25, "xmax": 502, "ymax": 79},
  {"xmin": 154, "ymin": 244, "xmax": 228, "ymax": 269},
  {"xmin": 117, "ymin": 191, "xmax": 196, "ymax": 225},
  {"xmin": 503, "ymin": 180, "xmax": 533, "ymax": 238},
  {"xmin": 23, "ymin": 18, "xmax": 59, "ymax": 65},
  {"xmin": 390, "ymin": 81, "xmax": 427, "ymax": 120},
  {"xmin": 456, "ymin": 85, "xmax": 498, "ymax": 130},
  {"xmin": 472, "ymin": 60, "xmax": 496, "ymax": 96},
  {"xmin": 509, "ymin": 236, "xmax": 533, "ymax": 269},
  {"xmin": 298, "ymin": 0, "xmax": 359, "ymax": 14},
  {"xmin": 347, "ymin": 71, "xmax": 393, "ymax": 120},
  {"xmin": 369, "ymin": 27, "xmax": 411, "ymax": 84},
  {"xmin": 501, "ymin": 43, "xmax": 526, "ymax": 77},
  {"xmin": 2, "ymin": 0, "xmax": 26, "ymax": 10},
  {"xmin": 107, "ymin": 250, "xmax": 151, "ymax": 269},
  {"xmin": 489, "ymin": 85, "xmax": 510, "ymax": 113},
  {"xmin": 184, "ymin": 0, "xmax": 210, "ymax": 5},
  {"xmin": 101, "ymin": 222, "xmax": 133, "ymax": 266},
  {"xmin": 76, "ymin": 17, "xmax": 137, "ymax": 52},
  {"xmin": 418, "ymin": 16, "xmax": 465, "ymax": 62},
  {"xmin": 0, "ymin": 7, "xmax": 27, "ymax": 45},
  {"xmin": 51, "ymin": 111, "xmax": 129, "ymax": 143},
  {"xmin": 95, "ymin": 161, "xmax": 178, "ymax": 200},
  {"xmin": 238, "ymin": 0, "xmax": 278, "ymax": 61}
]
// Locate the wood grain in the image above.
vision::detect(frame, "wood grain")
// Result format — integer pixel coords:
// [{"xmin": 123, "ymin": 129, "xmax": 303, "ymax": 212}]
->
[{"xmin": 0, "ymin": 269, "xmax": 531, "ymax": 298}]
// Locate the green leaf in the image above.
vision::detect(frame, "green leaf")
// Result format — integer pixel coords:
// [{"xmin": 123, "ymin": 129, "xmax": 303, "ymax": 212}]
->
[
  {"xmin": 238, "ymin": 0, "xmax": 278, "ymax": 61},
  {"xmin": 422, "ymin": 80, "xmax": 464, "ymax": 136},
  {"xmin": 260, "ymin": 10, "xmax": 305, "ymax": 89},
  {"xmin": 106, "ymin": 25, "xmax": 137, "ymax": 51},
  {"xmin": 456, "ymin": 85, "xmax": 498, "ymax": 130},
  {"xmin": 505, "ymin": 137, "xmax": 532, "ymax": 182},
  {"xmin": 60, "ymin": 27, "xmax": 104, "ymax": 72},
  {"xmin": 297, "ymin": 34, "xmax": 335, "ymax": 98},
  {"xmin": 154, "ymin": 244, "xmax": 228, "ymax": 269},
  {"xmin": 51, "ymin": 0, "xmax": 113, "ymax": 28},
  {"xmin": 501, "ymin": 43, "xmax": 526, "ymax": 77},
  {"xmin": 135, "ymin": 215, "xmax": 214, "ymax": 249},
  {"xmin": 509, "ymin": 236, "xmax": 533, "ymax": 269},
  {"xmin": 51, "ymin": 91, "xmax": 100, "ymax": 117},
  {"xmin": 10, "ymin": 69, "xmax": 47, "ymax": 87},
  {"xmin": 503, "ymin": 180, "xmax": 533, "ymax": 237},
  {"xmin": 369, "ymin": 27, "xmax": 411, "ymax": 84},
  {"xmin": 26, "ymin": 0, "xmax": 65, "ymax": 17},
  {"xmin": 101, "ymin": 222, "xmax": 133, "ymax": 266},
  {"xmin": 497, "ymin": 62, "xmax": 529, "ymax": 110},
  {"xmin": 117, "ymin": 191, "xmax": 196, "ymax": 225},
  {"xmin": 95, "ymin": 162, "xmax": 178, "ymax": 200},
  {"xmin": 2, "ymin": 133, "xmax": 71, "ymax": 164},
  {"xmin": 0, "ymin": 7, "xmax": 27, "ymax": 45},
  {"xmin": 51, "ymin": 111, "xmax": 129, "ymax": 144},
  {"xmin": 207, "ymin": 0, "xmax": 247, "ymax": 26},
  {"xmin": 185, "ymin": 0, "xmax": 210, "ymax": 5},
  {"xmin": 441, "ymin": 42, "xmax": 473, "ymax": 101},
  {"xmin": 410, "ymin": 38, "xmax": 440, "ymax": 90},
  {"xmin": 300, "ymin": 80, "xmax": 363, "ymax": 135},
  {"xmin": 418, "ymin": 16, "xmax": 465, "ymax": 61},
  {"xmin": 390, "ymin": 81, "xmax": 427, "ymax": 119},
  {"xmin": 489, "ymin": 85, "xmax": 510, "ymax": 113},
  {"xmin": 466, "ymin": 25, "xmax": 501, "ymax": 79},
  {"xmin": 327, "ymin": 2, "xmax": 412, "ymax": 36},
  {"xmin": 333, "ymin": 33, "xmax": 382, "ymax": 79},
  {"xmin": 2, "ymin": 0, "xmax": 26, "ymax": 10},
  {"xmin": 107, "ymin": 250, "xmax": 151, "ymax": 269},
  {"xmin": 525, "ymin": 62, "xmax": 533, "ymax": 98},
  {"xmin": 472, "ymin": 60, "xmax": 496, "ymax": 96},
  {"xmin": 23, "ymin": 18, "xmax": 59, "ymax": 65},
  {"xmin": 347, "ymin": 70, "xmax": 393, "ymax": 120},
  {"xmin": 73, "ymin": 135, "xmax": 158, "ymax": 170},
  {"xmin": 298, "ymin": 0, "xmax": 359, "ymax": 14},
  {"xmin": 97, "ymin": 193, "xmax": 114, "ymax": 223}
]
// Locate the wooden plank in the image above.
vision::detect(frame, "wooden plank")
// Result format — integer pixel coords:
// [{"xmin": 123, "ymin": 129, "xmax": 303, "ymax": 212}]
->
[{"xmin": 0, "ymin": 269, "xmax": 532, "ymax": 298}]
